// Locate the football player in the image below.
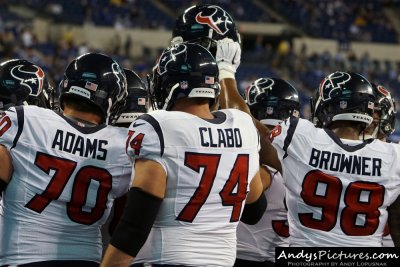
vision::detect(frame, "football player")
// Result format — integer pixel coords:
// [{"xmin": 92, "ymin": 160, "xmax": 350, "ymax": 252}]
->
[
  {"xmin": 0, "ymin": 52, "xmax": 132, "ymax": 266},
  {"xmin": 222, "ymin": 63, "xmax": 400, "ymax": 247},
  {"xmin": 102, "ymin": 68, "xmax": 149, "ymax": 251},
  {"xmin": 0, "ymin": 59, "xmax": 54, "ymax": 201},
  {"xmin": 363, "ymin": 83, "xmax": 397, "ymax": 247},
  {"xmin": 101, "ymin": 43, "xmax": 267, "ymax": 266},
  {"xmin": 0, "ymin": 59, "xmax": 53, "ymax": 111},
  {"xmin": 235, "ymin": 78, "xmax": 300, "ymax": 266}
]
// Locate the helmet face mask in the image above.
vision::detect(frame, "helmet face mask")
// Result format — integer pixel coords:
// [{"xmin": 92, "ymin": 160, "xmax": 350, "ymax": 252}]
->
[
  {"xmin": 311, "ymin": 71, "xmax": 376, "ymax": 128},
  {"xmin": 59, "ymin": 53, "xmax": 128, "ymax": 125},
  {"xmin": 148, "ymin": 43, "xmax": 220, "ymax": 111},
  {"xmin": 0, "ymin": 59, "xmax": 52, "ymax": 110},
  {"xmin": 372, "ymin": 84, "xmax": 396, "ymax": 137},
  {"xmin": 246, "ymin": 77, "xmax": 300, "ymax": 126},
  {"xmin": 172, "ymin": 4, "xmax": 241, "ymax": 56}
]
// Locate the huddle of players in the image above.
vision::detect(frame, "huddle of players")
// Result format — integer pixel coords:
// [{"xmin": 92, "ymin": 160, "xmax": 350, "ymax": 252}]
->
[{"xmin": 0, "ymin": 3, "xmax": 398, "ymax": 267}]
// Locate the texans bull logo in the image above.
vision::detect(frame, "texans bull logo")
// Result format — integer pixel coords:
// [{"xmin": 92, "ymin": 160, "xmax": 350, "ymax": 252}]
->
[
  {"xmin": 376, "ymin": 85, "xmax": 395, "ymax": 113},
  {"xmin": 195, "ymin": 5, "xmax": 232, "ymax": 36},
  {"xmin": 10, "ymin": 64, "xmax": 45, "ymax": 96},
  {"xmin": 111, "ymin": 62, "xmax": 127, "ymax": 102},
  {"xmin": 157, "ymin": 44, "xmax": 187, "ymax": 75},
  {"xmin": 319, "ymin": 71, "xmax": 351, "ymax": 101},
  {"xmin": 377, "ymin": 85, "xmax": 389, "ymax": 97},
  {"xmin": 247, "ymin": 78, "xmax": 274, "ymax": 105}
]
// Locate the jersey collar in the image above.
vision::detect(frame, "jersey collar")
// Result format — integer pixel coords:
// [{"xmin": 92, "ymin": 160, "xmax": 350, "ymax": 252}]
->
[
  {"xmin": 323, "ymin": 128, "xmax": 374, "ymax": 152},
  {"xmin": 58, "ymin": 112, "xmax": 107, "ymax": 134}
]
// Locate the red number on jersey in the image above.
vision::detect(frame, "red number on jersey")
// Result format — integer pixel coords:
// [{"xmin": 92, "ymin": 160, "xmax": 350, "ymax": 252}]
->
[
  {"xmin": 0, "ymin": 115, "xmax": 11, "ymax": 137},
  {"xmin": 26, "ymin": 153, "xmax": 77, "ymax": 212},
  {"xmin": 299, "ymin": 170, "xmax": 342, "ymax": 231},
  {"xmin": 269, "ymin": 124, "xmax": 282, "ymax": 142},
  {"xmin": 177, "ymin": 153, "xmax": 249, "ymax": 223},
  {"xmin": 272, "ymin": 220, "xmax": 290, "ymax": 237},
  {"xmin": 127, "ymin": 130, "xmax": 145, "ymax": 156},
  {"xmin": 272, "ymin": 197, "xmax": 290, "ymax": 237},
  {"xmin": 220, "ymin": 154, "xmax": 249, "ymax": 222},
  {"xmin": 341, "ymin": 181, "xmax": 384, "ymax": 235},
  {"xmin": 25, "ymin": 152, "xmax": 112, "ymax": 225},
  {"xmin": 299, "ymin": 170, "xmax": 384, "ymax": 235}
]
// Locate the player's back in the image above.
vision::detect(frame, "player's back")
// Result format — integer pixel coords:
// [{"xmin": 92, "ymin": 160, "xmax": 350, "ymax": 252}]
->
[
  {"xmin": 236, "ymin": 167, "xmax": 288, "ymax": 262},
  {"xmin": 0, "ymin": 106, "xmax": 132, "ymax": 265},
  {"xmin": 129, "ymin": 109, "xmax": 260, "ymax": 266},
  {"xmin": 271, "ymin": 117, "xmax": 400, "ymax": 246}
]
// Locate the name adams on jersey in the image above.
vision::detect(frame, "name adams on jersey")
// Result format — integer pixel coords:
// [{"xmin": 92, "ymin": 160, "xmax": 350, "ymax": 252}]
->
[{"xmin": 52, "ymin": 129, "xmax": 108, "ymax": 160}]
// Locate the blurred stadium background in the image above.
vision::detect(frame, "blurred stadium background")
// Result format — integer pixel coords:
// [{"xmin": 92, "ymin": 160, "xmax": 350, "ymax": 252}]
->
[{"xmin": 1, "ymin": 0, "xmax": 400, "ymax": 139}]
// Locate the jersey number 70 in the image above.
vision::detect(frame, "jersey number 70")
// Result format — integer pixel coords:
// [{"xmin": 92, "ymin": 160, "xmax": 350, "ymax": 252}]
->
[{"xmin": 25, "ymin": 152, "xmax": 112, "ymax": 225}]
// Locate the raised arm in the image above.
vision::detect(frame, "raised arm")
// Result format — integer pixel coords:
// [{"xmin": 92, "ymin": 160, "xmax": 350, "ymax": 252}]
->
[{"xmin": 215, "ymin": 39, "xmax": 282, "ymax": 173}]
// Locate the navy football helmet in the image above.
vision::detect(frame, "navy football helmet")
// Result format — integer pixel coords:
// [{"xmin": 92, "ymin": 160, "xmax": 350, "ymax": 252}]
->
[
  {"xmin": 115, "ymin": 69, "xmax": 148, "ymax": 127},
  {"xmin": 0, "ymin": 59, "xmax": 52, "ymax": 111},
  {"xmin": 148, "ymin": 43, "xmax": 220, "ymax": 111},
  {"xmin": 172, "ymin": 4, "xmax": 240, "ymax": 56},
  {"xmin": 371, "ymin": 83, "xmax": 396, "ymax": 136},
  {"xmin": 59, "ymin": 53, "xmax": 128, "ymax": 125},
  {"xmin": 311, "ymin": 71, "xmax": 375, "ymax": 128},
  {"xmin": 246, "ymin": 77, "xmax": 300, "ymax": 126}
]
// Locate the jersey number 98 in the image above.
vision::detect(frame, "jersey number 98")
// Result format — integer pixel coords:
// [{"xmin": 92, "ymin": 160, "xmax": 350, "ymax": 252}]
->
[{"xmin": 299, "ymin": 170, "xmax": 384, "ymax": 236}]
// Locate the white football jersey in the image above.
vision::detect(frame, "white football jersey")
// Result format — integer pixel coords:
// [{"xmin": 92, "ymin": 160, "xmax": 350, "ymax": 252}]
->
[
  {"xmin": 271, "ymin": 117, "xmax": 400, "ymax": 247},
  {"xmin": 127, "ymin": 109, "xmax": 260, "ymax": 266},
  {"xmin": 236, "ymin": 167, "xmax": 289, "ymax": 262},
  {"xmin": 0, "ymin": 106, "xmax": 132, "ymax": 265},
  {"xmin": 382, "ymin": 223, "xmax": 394, "ymax": 247}
]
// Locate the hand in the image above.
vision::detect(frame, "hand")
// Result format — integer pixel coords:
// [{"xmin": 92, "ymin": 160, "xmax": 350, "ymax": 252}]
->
[{"xmin": 215, "ymin": 38, "xmax": 241, "ymax": 80}]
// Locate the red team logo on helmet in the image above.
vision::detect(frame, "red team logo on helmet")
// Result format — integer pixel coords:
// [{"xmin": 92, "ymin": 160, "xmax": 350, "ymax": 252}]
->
[
  {"xmin": 377, "ymin": 85, "xmax": 389, "ymax": 97},
  {"xmin": 10, "ymin": 64, "xmax": 45, "ymax": 96},
  {"xmin": 195, "ymin": 5, "xmax": 231, "ymax": 36},
  {"xmin": 319, "ymin": 71, "xmax": 351, "ymax": 101}
]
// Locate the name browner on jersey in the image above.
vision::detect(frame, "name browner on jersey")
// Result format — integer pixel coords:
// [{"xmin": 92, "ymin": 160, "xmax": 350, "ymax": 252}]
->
[{"xmin": 309, "ymin": 148, "xmax": 382, "ymax": 176}]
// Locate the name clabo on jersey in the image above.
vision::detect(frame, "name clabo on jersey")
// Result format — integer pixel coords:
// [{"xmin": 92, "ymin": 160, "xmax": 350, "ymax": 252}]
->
[
  {"xmin": 51, "ymin": 129, "xmax": 108, "ymax": 160},
  {"xmin": 309, "ymin": 148, "xmax": 382, "ymax": 176},
  {"xmin": 199, "ymin": 127, "xmax": 242, "ymax": 148}
]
